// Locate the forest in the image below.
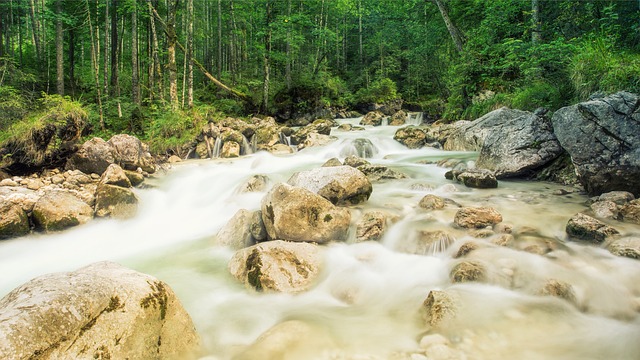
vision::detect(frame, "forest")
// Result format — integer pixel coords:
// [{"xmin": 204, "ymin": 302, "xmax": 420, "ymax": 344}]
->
[{"xmin": 0, "ymin": 0, "xmax": 639, "ymax": 155}]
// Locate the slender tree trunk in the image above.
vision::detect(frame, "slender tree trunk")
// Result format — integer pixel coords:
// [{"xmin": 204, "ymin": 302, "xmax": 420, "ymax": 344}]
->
[
  {"xmin": 110, "ymin": 0, "xmax": 119, "ymax": 94},
  {"xmin": 187, "ymin": 0, "xmax": 193, "ymax": 108},
  {"xmin": 103, "ymin": 0, "xmax": 109, "ymax": 92},
  {"xmin": 85, "ymin": 0, "xmax": 104, "ymax": 130},
  {"xmin": 358, "ymin": 0, "xmax": 363, "ymax": 68},
  {"xmin": 531, "ymin": 0, "xmax": 541, "ymax": 44},
  {"xmin": 28, "ymin": 0, "xmax": 41, "ymax": 63},
  {"xmin": 18, "ymin": 6, "xmax": 23, "ymax": 67},
  {"xmin": 262, "ymin": 0, "xmax": 272, "ymax": 112},
  {"xmin": 167, "ymin": 0, "xmax": 179, "ymax": 109},
  {"xmin": 432, "ymin": 0, "xmax": 465, "ymax": 53},
  {"xmin": 0, "ymin": 13, "xmax": 4, "ymax": 58},
  {"xmin": 55, "ymin": 0, "xmax": 64, "ymax": 95},
  {"xmin": 229, "ymin": 0, "xmax": 238, "ymax": 85},
  {"xmin": 69, "ymin": 29, "xmax": 75, "ymax": 96},
  {"xmin": 132, "ymin": 1, "xmax": 140, "ymax": 105},
  {"xmin": 286, "ymin": 0, "xmax": 292, "ymax": 90},
  {"xmin": 148, "ymin": 0, "xmax": 163, "ymax": 101},
  {"xmin": 217, "ymin": 0, "xmax": 222, "ymax": 80}
]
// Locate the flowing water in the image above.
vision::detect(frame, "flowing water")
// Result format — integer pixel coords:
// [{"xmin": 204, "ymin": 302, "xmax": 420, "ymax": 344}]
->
[{"xmin": 1, "ymin": 118, "xmax": 640, "ymax": 359}]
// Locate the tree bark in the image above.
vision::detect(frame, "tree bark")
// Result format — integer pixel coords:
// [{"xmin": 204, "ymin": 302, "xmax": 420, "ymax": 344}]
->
[
  {"xmin": 103, "ymin": 0, "xmax": 109, "ymax": 92},
  {"xmin": 285, "ymin": 0, "xmax": 292, "ymax": 90},
  {"xmin": 85, "ymin": 0, "xmax": 104, "ymax": 130},
  {"xmin": 262, "ymin": 0, "xmax": 272, "ymax": 112},
  {"xmin": 68, "ymin": 29, "xmax": 75, "ymax": 95},
  {"xmin": 28, "ymin": 0, "xmax": 41, "ymax": 63},
  {"xmin": 110, "ymin": 0, "xmax": 119, "ymax": 94},
  {"xmin": 187, "ymin": 0, "xmax": 193, "ymax": 108},
  {"xmin": 432, "ymin": 0, "xmax": 465, "ymax": 53},
  {"xmin": 358, "ymin": 0, "xmax": 363, "ymax": 68},
  {"xmin": 217, "ymin": 0, "xmax": 222, "ymax": 79},
  {"xmin": 132, "ymin": 0, "xmax": 140, "ymax": 105},
  {"xmin": 229, "ymin": 0, "xmax": 238, "ymax": 85},
  {"xmin": 147, "ymin": 0, "xmax": 163, "ymax": 101},
  {"xmin": 531, "ymin": 0, "xmax": 541, "ymax": 44},
  {"xmin": 55, "ymin": 0, "xmax": 64, "ymax": 95},
  {"xmin": 167, "ymin": 0, "xmax": 179, "ymax": 109}
]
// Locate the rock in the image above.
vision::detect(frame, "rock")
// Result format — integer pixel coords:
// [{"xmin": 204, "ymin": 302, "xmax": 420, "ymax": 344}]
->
[
  {"xmin": 66, "ymin": 137, "xmax": 116, "ymax": 175},
  {"xmin": 399, "ymin": 230, "xmax": 456, "ymax": 255},
  {"xmin": 322, "ymin": 158, "xmax": 343, "ymax": 167},
  {"xmin": 108, "ymin": 134, "xmax": 156, "ymax": 173},
  {"xmin": 266, "ymin": 143, "xmax": 295, "ymax": 154},
  {"xmin": 195, "ymin": 141, "xmax": 209, "ymax": 158},
  {"xmin": 538, "ymin": 279, "xmax": 578, "ymax": 305},
  {"xmin": 0, "ymin": 178, "xmax": 18, "ymax": 187},
  {"xmin": 344, "ymin": 155, "xmax": 370, "ymax": 168},
  {"xmin": 492, "ymin": 234, "xmax": 514, "ymax": 247},
  {"xmin": 168, "ymin": 155, "xmax": 182, "ymax": 163},
  {"xmin": 566, "ymin": 213, "xmax": 619, "ymax": 243},
  {"xmin": 389, "ymin": 110, "xmax": 407, "ymax": 126},
  {"xmin": 340, "ymin": 138, "xmax": 378, "ymax": 158},
  {"xmin": 455, "ymin": 169, "xmax": 498, "ymax": 189},
  {"xmin": 0, "ymin": 261, "xmax": 199, "ymax": 360},
  {"xmin": 444, "ymin": 107, "xmax": 562, "ymax": 178},
  {"xmin": 287, "ymin": 166, "xmax": 372, "ymax": 205},
  {"xmin": 32, "ymin": 191, "xmax": 93, "ymax": 231},
  {"xmin": 253, "ymin": 124, "xmax": 281, "ymax": 151},
  {"xmin": 421, "ymin": 290, "xmax": 458, "ymax": 328},
  {"xmin": 0, "ymin": 202, "xmax": 30, "ymax": 239},
  {"xmin": 450, "ymin": 261, "xmax": 487, "ymax": 283},
  {"xmin": 453, "ymin": 207, "xmax": 502, "ymax": 229},
  {"xmin": 360, "ymin": 111, "xmax": 386, "ymax": 126},
  {"xmin": 221, "ymin": 141, "xmax": 240, "ymax": 158},
  {"xmin": 551, "ymin": 92, "xmax": 640, "ymax": 196},
  {"xmin": 228, "ymin": 240, "xmax": 322, "ymax": 292},
  {"xmin": 418, "ymin": 195, "xmax": 446, "ymax": 210},
  {"xmin": 357, "ymin": 164, "xmax": 407, "ymax": 182},
  {"xmin": 454, "ymin": 242, "xmax": 480, "ymax": 258},
  {"xmin": 290, "ymin": 119, "xmax": 334, "ymax": 145},
  {"xmin": 100, "ymin": 163, "xmax": 131, "ymax": 188},
  {"xmin": 356, "ymin": 211, "xmax": 387, "ymax": 242},
  {"xmin": 590, "ymin": 200, "xmax": 619, "ymax": 219},
  {"xmin": 261, "ymin": 183, "xmax": 351, "ymax": 243},
  {"xmin": 393, "ymin": 126, "xmax": 426, "ymax": 149},
  {"xmin": 236, "ymin": 174, "xmax": 269, "ymax": 193},
  {"xmin": 124, "ymin": 170, "xmax": 145, "ymax": 187},
  {"xmin": 620, "ymin": 200, "xmax": 640, "ymax": 224},
  {"xmin": 606, "ymin": 236, "xmax": 640, "ymax": 259},
  {"xmin": 298, "ymin": 133, "xmax": 336, "ymax": 150},
  {"xmin": 94, "ymin": 184, "xmax": 139, "ymax": 219},
  {"xmin": 250, "ymin": 210, "xmax": 268, "ymax": 242},
  {"xmin": 214, "ymin": 209, "xmax": 255, "ymax": 249},
  {"xmin": 598, "ymin": 191, "xmax": 635, "ymax": 205}
]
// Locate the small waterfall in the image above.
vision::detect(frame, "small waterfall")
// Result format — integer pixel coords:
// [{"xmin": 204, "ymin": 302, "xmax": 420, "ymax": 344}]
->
[
  {"xmin": 381, "ymin": 117, "xmax": 389, "ymax": 126},
  {"xmin": 278, "ymin": 132, "xmax": 291, "ymax": 146},
  {"xmin": 240, "ymin": 135, "xmax": 255, "ymax": 156},
  {"xmin": 212, "ymin": 137, "xmax": 222, "ymax": 158},
  {"xmin": 339, "ymin": 138, "xmax": 379, "ymax": 158},
  {"xmin": 406, "ymin": 112, "xmax": 424, "ymax": 126}
]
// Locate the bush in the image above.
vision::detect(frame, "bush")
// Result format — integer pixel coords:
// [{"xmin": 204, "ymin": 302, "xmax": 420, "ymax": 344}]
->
[
  {"xmin": 0, "ymin": 86, "xmax": 29, "ymax": 131},
  {"xmin": 353, "ymin": 77, "xmax": 399, "ymax": 104},
  {"xmin": 144, "ymin": 105, "xmax": 216, "ymax": 155}
]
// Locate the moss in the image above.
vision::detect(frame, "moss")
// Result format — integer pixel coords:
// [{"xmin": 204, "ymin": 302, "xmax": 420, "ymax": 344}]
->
[
  {"xmin": 245, "ymin": 249, "xmax": 264, "ymax": 291},
  {"xmin": 140, "ymin": 281, "xmax": 168, "ymax": 320},
  {"xmin": 323, "ymin": 214, "xmax": 333, "ymax": 222}
]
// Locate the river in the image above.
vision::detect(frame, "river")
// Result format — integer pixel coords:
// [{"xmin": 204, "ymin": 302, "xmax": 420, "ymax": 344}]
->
[{"xmin": 1, "ymin": 118, "xmax": 639, "ymax": 359}]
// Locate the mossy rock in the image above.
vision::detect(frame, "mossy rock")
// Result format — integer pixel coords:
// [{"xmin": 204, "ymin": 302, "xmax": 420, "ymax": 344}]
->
[
  {"xmin": 94, "ymin": 184, "xmax": 139, "ymax": 219},
  {"xmin": 0, "ymin": 202, "xmax": 30, "ymax": 239}
]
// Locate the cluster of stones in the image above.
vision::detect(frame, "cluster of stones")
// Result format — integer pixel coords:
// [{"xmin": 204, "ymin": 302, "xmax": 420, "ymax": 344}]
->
[{"xmin": 0, "ymin": 134, "xmax": 153, "ymax": 239}]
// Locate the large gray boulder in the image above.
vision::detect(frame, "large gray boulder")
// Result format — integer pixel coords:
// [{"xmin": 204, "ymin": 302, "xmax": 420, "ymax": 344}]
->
[
  {"xmin": 552, "ymin": 92, "xmax": 640, "ymax": 196},
  {"xmin": 228, "ymin": 240, "xmax": 323, "ymax": 293},
  {"xmin": 0, "ymin": 262, "xmax": 199, "ymax": 360},
  {"xmin": 287, "ymin": 166, "xmax": 372, "ymax": 205},
  {"xmin": 359, "ymin": 110, "xmax": 386, "ymax": 126},
  {"xmin": 261, "ymin": 183, "xmax": 351, "ymax": 243},
  {"xmin": 66, "ymin": 137, "xmax": 116, "ymax": 175},
  {"xmin": 94, "ymin": 184, "xmax": 139, "ymax": 219},
  {"xmin": 108, "ymin": 134, "xmax": 156, "ymax": 174},
  {"xmin": 444, "ymin": 107, "xmax": 562, "ymax": 178},
  {"xmin": 214, "ymin": 209, "xmax": 255, "ymax": 249},
  {"xmin": 566, "ymin": 213, "xmax": 619, "ymax": 243},
  {"xmin": 32, "ymin": 191, "xmax": 93, "ymax": 231},
  {"xmin": 393, "ymin": 126, "xmax": 426, "ymax": 149}
]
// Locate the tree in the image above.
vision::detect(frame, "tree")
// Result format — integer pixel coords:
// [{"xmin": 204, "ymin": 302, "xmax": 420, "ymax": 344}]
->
[
  {"xmin": 166, "ymin": 0, "xmax": 179, "ymax": 109},
  {"xmin": 262, "ymin": 0, "xmax": 272, "ymax": 112},
  {"xmin": 431, "ymin": 0, "xmax": 465, "ymax": 53},
  {"xmin": 55, "ymin": 0, "xmax": 64, "ymax": 95},
  {"xmin": 132, "ymin": 0, "xmax": 140, "ymax": 105}
]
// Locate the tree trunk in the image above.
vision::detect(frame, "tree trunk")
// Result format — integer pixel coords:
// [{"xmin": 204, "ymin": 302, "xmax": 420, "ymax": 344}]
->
[
  {"xmin": 187, "ymin": 0, "xmax": 193, "ymax": 108},
  {"xmin": 148, "ymin": 0, "xmax": 163, "ymax": 101},
  {"xmin": 103, "ymin": 0, "xmax": 109, "ymax": 92},
  {"xmin": 262, "ymin": 0, "xmax": 272, "ymax": 113},
  {"xmin": 28, "ymin": 0, "xmax": 41, "ymax": 63},
  {"xmin": 110, "ymin": 0, "xmax": 119, "ymax": 94},
  {"xmin": 132, "ymin": 1, "xmax": 140, "ymax": 105},
  {"xmin": 432, "ymin": 0, "xmax": 465, "ymax": 53},
  {"xmin": 68, "ymin": 29, "xmax": 75, "ymax": 96},
  {"xmin": 229, "ymin": 0, "xmax": 238, "ymax": 85},
  {"xmin": 358, "ymin": 0, "xmax": 363, "ymax": 68},
  {"xmin": 85, "ymin": 0, "xmax": 104, "ymax": 130},
  {"xmin": 285, "ymin": 0, "xmax": 292, "ymax": 90},
  {"xmin": 55, "ymin": 0, "xmax": 64, "ymax": 95},
  {"xmin": 531, "ymin": 0, "xmax": 541, "ymax": 44},
  {"xmin": 167, "ymin": 0, "xmax": 179, "ymax": 109},
  {"xmin": 217, "ymin": 0, "xmax": 222, "ymax": 80},
  {"xmin": 0, "ymin": 12, "xmax": 4, "ymax": 58}
]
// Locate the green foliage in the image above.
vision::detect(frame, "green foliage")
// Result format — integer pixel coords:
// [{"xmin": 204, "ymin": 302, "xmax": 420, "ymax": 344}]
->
[
  {"xmin": 144, "ymin": 105, "xmax": 217, "ymax": 154},
  {"xmin": 0, "ymin": 87, "xmax": 30, "ymax": 131},
  {"xmin": 353, "ymin": 78, "xmax": 399, "ymax": 104}
]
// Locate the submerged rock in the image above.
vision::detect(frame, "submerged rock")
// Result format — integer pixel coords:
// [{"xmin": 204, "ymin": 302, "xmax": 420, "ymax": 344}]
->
[
  {"xmin": 455, "ymin": 168, "xmax": 498, "ymax": 189},
  {"xmin": 356, "ymin": 211, "xmax": 387, "ymax": 242},
  {"xmin": 0, "ymin": 261, "xmax": 199, "ymax": 360},
  {"xmin": 620, "ymin": 199, "xmax": 640, "ymax": 225},
  {"xmin": 228, "ymin": 240, "xmax": 323, "ymax": 293},
  {"xmin": 421, "ymin": 290, "xmax": 459, "ymax": 328},
  {"xmin": 552, "ymin": 92, "xmax": 640, "ymax": 196},
  {"xmin": 450, "ymin": 261, "xmax": 487, "ymax": 283},
  {"xmin": 287, "ymin": 166, "xmax": 372, "ymax": 205},
  {"xmin": 32, "ymin": 191, "xmax": 93, "ymax": 231},
  {"xmin": 261, "ymin": 183, "xmax": 351, "ymax": 243},
  {"xmin": 566, "ymin": 213, "xmax": 619, "ymax": 243},
  {"xmin": 418, "ymin": 194, "xmax": 446, "ymax": 210},
  {"xmin": 454, "ymin": 207, "xmax": 502, "ymax": 229},
  {"xmin": 357, "ymin": 164, "xmax": 407, "ymax": 182},
  {"xmin": 236, "ymin": 174, "xmax": 269, "ymax": 193},
  {"xmin": 606, "ymin": 236, "xmax": 640, "ymax": 260},
  {"xmin": 215, "ymin": 209, "xmax": 255, "ymax": 249},
  {"xmin": 538, "ymin": 279, "xmax": 578, "ymax": 305}
]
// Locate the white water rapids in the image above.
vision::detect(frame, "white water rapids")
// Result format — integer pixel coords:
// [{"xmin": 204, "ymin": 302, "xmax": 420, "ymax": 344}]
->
[{"xmin": 1, "ymin": 118, "xmax": 639, "ymax": 359}]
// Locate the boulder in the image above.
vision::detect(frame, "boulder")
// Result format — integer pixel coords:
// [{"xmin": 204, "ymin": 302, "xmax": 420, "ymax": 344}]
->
[
  {"xmin": 66, "ymin": 137, "xmax": 115, "ymax": 175},
  {"xmin": 453, "ymin": 207, "xmax": 502, "ymax": 229},
  {"xmin": 108, "ymin": 134, "xmax": 156, "ymax": 173},
  {"xmin": 261, "ymin": 183, "xmax": 351, "ymax": 243},
  {"xmin": 94, "ymin": 184, "xmax": 139, "ymax": 219},
  {"xmin": 236, "ymin": 174, "xmax": 269, "ymax": 193},
  {"xmin": 389, "ymin": 110, "xmax": 407, "ymax": 126},
  {"xmin": 266, "ymin": 144, "xmax": 295, "ymax": 155},
  {"xmin": 421, "ymin": 290, "xmax": 459, "ymax": 328},
  {"xmin": 455, "ymin": 168, "xmax": 498, "ymax": 189},
  {"xmin": 297, "ymin": 133, "xmax": 336, "ymax": 150},
  {"xmin": 214, "ymin": 209, "xmax": 255, "ymax": 249},
  {"xmin": 339, "ymin": 138, "xmax": 378, "ymax": 158},
  {"xmin": 0, "ymin": 202, "xmax": 30, "ymax": 239},
  {"xmin": 343, "ymin": 155, "xmax": 370, "ymax": 168},
  {"xmin": 32, "ymin": 191, "xmax": 93, "ymax": 231},
  {"xmin": 287, "ymin": 166, "xmax": 372, "ymax": 205},
  {"xmin": 355, "ymin": 211, "xmax": 387, "ymax": 242},
  {"xmin": 606, "ymin": 236, "xmax": 640, "ymax": 260},
  {"xmin": 450, "ymin": 260, "xmax": 487, "ymax": 283},
  {"xmin": 359, "ymin": 111, "xmax": 386, "ymax": 126},
  {"xmin": 168, "ymin": 155, "xmax": 182, "ymax": 163},
  {"xmin": 0, "ymin": 261, "xmax": 199, "ymax": 360},
  {"xmin": 124, "ymin": 170, "xmax": 145, "ymax": 187},
  {"xmin": 99, "ymin": 163, "xmax": 131, "ymax": 188},
  {"xmin": 253, "ymin": 124, "xmax": 281, "ymax": 150},
  {"xmin": 322, "ymin": 158, "xmax": 343, "ymax": 167},
  {"xmin": 598, "ymin": 191, "xmax": 635, "ymax": 205},
  {"xmin": 620, "ymin": 199, "xmax": 640, "ymax": 224},
  {"xmin": 590, "ymin": 200, "xmax": 619, "ymax": 220},
  {"xmin": 538, "ymin": 279, "xmax": 578, "ymax": 305},
  {"xmin": 290, "ymin": 119, "xmax": 333, "ymax": 145},
  {"xmin": 221, "ymin": 141, "xmax": 241, "ymax": 158},
  {"xmin": 443, "ymin": 108, "xmax": 562, "ymax": 178},
  {"xmin": 551, "ymin": 92, "xmax": 640, "ymax": 196},
  {"xmin": 250, "ymin": 210, "xmax": 268, "ymax": 242},
  {"xmin": 418, "ymin": 194, "xmax": 446, "ymax": 210},
  {"xmin": 399, "ymin": 229, "xmax": 456, "ymax": 255},
  {"xmin": 228, "ymin": 240, "xmax": 323, "ymax": 292},
  {"xmin": 357, "ymin": 164, "xmax": 407, "ymax": 182},
  {"xmin": 393, "ymin": 126, "xmax": 426, "ymax": 149},
  {"xmin": 566, "ymin": 213, "xmax": 619, "ymax": 243}
]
